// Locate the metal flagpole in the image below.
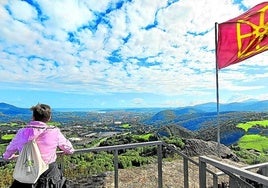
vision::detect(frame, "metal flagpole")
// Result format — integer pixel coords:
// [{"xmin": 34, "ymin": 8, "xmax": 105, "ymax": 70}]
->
[{"xmin": 215, "ymin": 22, "xmax": 220, "ymax": 156}]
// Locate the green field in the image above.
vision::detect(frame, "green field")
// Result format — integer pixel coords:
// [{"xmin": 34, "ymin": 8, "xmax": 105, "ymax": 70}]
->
[
  {"xmin": 0, "ymin": 122, "xmax": 20, "ymax": 127},
  {"xmin": 120, "ymin": 123, "xmax": 131, "ymax": 129},
  {"xmin": 133, "ymin": 133, "xmax": 153, "ymax": 141},
  {"xmin": 238, "ymin": 134, "xmax": 268, "ymax": 152},
  {"xmin": 237, "ymin": 120, "xmax": 268, "ymax": 132},
  {"xmin": 237, "ymin": 120, "xmax": 268, "ymax": 153},
  {"xmin": 1, "ymin": 134, "xmax": 15, "ymax": 141}
]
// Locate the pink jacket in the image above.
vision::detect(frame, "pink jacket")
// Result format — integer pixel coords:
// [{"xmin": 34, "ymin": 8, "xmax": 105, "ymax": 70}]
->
[{"xmin": 3, "ymin": 121, "xmax": 74, "ymax": 164}]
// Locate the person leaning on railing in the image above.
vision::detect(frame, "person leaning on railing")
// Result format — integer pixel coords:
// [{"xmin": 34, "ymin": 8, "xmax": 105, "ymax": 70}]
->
[{"xmin": 2, "ymin": 103, "xmax": 74, "ymax": 188}]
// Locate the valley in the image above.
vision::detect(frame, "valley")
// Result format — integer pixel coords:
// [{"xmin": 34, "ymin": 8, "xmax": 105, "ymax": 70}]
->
[{"xmin": 1, "ymin": 102, "xmax": 268, "ymax": 187}]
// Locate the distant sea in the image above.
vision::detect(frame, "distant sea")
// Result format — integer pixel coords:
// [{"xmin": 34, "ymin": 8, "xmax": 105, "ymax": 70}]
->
[
  {"xmin": 54, "ymin": 108, "xmax": 105, "ymax": 112},
  {"xmin": 54, "ymin": 107, "xmax": 169, "ymax": 113}
]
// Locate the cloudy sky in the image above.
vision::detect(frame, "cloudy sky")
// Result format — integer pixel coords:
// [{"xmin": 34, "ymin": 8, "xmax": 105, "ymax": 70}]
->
[{"xmin": 1, "ymin": 0, "xmax": 268, "ymax": 109}]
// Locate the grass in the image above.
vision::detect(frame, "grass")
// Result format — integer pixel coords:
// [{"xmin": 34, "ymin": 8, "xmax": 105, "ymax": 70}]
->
[
  {"xmin": 47, "ymin": 121, "xmax": 61, "ymax": 126},
  {"xmin": 120, "ymin": 124, "xmax": 131, "ymax": 129},
  {"xmin": 236, "ymin": 120, "xmax": 268, "ymax": 153},
  {"xmin": 237, "ymin": 120, "xmax": 268, "ymax": 132},
  {"xmin": 238, "ymin": 134, "xmax": 268, "ymax": 152},
  {"xmin": 0, "ymin": 122, "xmax": 20, "ymax": 127},
  {"xmin": 0, "ymin": 123, "xmax": 9, "ymax": 126},
  {"xmin": 133, "ymin": 133, "xmax": 153, "ymax": 141},
  {"xmin": 1, "ymin": 134, "xmax": 15, "ymax": 141}
]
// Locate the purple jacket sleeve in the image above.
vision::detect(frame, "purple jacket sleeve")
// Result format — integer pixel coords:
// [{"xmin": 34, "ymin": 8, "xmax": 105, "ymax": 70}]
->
[
  {"xmin": 57, "ymin": 130, "xmax": 75, "ymax": 154},
  {"xmin": 3, "ymin": 129, "xmax": 29, "ymax": 160}
]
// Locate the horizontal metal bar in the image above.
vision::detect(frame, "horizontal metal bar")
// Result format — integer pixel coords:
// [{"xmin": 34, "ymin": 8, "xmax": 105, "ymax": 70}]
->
[
  {"xmin": 216, "ymin": 162, "xmax": 268, "ymax": 176},
  {"xmin": 72, "ymin": 141, "xmax": 163, "ymax": 154},
  {"xmin": 200, "ymin": 155, "xmax": 268, "ymax": 186},
  {"xmin": 1, "ymin": 141, "xmax": 163, "ymax": 161}
]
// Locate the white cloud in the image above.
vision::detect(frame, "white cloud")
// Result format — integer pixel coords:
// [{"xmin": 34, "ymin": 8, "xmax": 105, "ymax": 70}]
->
[
  {"xmin": 8, "ymin": 1, "xmax": 37, "ymax": 22},
  {"xmin": 1, "ymin": 0, "xmax": 268, "ymax": 107}
]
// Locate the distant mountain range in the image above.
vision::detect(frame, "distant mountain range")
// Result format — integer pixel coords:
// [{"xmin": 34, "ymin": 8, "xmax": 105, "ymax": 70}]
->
[
  {"xmin": 143, "ymin": 100, "xmax": 268, "ymax": 129},
  {"xmin": 188, "ymin": 100, "xmax": 268, "ymax": 112},
  {"xmin": 1, "ymin": 100, "xmax": 268, "ymax": 115},
  {"xmin": 1, "ymin": 101, "xmax": 268, "ymax": 146},
  {"xmin": 0, "ymin": 102, "xmax": 30, "ymax": 115}
]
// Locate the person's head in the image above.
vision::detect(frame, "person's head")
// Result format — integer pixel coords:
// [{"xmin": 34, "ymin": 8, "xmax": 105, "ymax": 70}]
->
[{"xmin": 31, "ymin": 103, "xmax": 51, "ymax": 122}]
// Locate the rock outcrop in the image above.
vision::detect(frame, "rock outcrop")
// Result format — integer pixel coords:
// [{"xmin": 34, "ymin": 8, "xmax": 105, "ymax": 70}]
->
[{"xmin": 182, "ymin": 138, "xmax": 239, "ymax": 161}]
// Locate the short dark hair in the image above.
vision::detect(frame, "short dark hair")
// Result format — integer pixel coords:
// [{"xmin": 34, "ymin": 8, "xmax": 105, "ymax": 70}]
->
[{"xmin": 31, "ymin": 104, "xmax": 51, "ymax": 122}]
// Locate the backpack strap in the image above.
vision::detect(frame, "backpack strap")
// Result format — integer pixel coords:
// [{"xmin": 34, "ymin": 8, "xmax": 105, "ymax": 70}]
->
[
  {"xmin": 25, "ymin": 126, "xmax": 56, "ymax": 164},
  {"xmin": 26, "ymin": 126, "xmax": 56, "ymax": 129},
  {"xmin": 25, "ymin": 126, "xmax": 56, "ymax": 141}
]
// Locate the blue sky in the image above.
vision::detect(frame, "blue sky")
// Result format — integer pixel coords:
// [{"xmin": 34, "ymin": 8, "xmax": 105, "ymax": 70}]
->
[{"xmin": 1, "ymin": 0, "xmax": 268, "ymax": 109}]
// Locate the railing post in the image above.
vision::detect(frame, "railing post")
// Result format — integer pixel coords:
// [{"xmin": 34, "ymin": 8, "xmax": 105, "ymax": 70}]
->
[
  {"xmin": 157, "ymin": 144, "xmax": 163, "ymax": 188},
  {"xmin": 183, "ymin": 157, "xmax": 189, "ymax": 188},
  {"xmin": 199, "ymin": 158, "xmax": 207, "ymax": 188},
  {"xmin": 259, "ymin": 165, "xmax": 268, "ymax": 188},
  {"xmin": 114, "ymin": 149, "xmax": 119, "ymax": 188},
  {"xmin": 213, "ymin": 174, "xmax": 218, "ymax": 188}
]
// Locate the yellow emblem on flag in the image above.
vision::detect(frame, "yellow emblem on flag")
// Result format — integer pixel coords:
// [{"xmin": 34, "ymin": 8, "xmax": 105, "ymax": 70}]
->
[{"xmin": 236, "ymin": 5, "xmax": 268, "ymax": 59}]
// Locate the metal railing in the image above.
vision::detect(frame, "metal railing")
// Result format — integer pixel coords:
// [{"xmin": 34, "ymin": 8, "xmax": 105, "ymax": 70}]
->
[
  {"xmin": 0, "ymin": 141, "xmax": 163, "ymax": 188},
  {"xmin": 2, "ymin": 141, "xmax": 268, "ymax": 187},
  {"xmin": 67, "ymin": 141, "xmax": 226, "ymax": 188},
  {"xmin": 199, "ymin": 155, "xmax": 268, "ymax": 188},
  {"xmin": 162, "ymin": 142, "xmax": 220, "ymax": 188},
  {"xmin": 1, "ymin": 140, "xmax": 219, "ymax": 187},
  {"xmin": 66, "ymin": 141, "xmax": 163, "ymax": 188}
]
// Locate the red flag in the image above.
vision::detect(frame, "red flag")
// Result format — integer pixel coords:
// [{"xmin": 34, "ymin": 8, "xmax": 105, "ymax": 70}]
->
[{"xmin": 217, "ymin": 2, "xmax": 268, "ymax": 69}]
